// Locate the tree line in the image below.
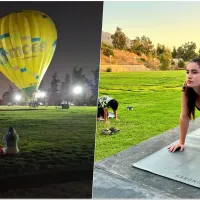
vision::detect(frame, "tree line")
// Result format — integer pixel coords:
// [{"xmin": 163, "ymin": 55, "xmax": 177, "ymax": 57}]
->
[
  {"xmin": 102, "ymin": 27, "xmax": 200, "ymax": 70},
  {"xmin": 2, "ymin": 66, "xmax": 99, "ymax": 106}
]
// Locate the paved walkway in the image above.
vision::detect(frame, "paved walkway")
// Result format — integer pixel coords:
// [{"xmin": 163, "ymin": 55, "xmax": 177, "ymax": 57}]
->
[{"xmin": 92, "ymin": 118, "xmax": 200, "ymax": 198}]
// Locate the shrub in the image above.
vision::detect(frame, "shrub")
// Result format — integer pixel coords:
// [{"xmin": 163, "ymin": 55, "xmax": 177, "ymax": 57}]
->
[
  {"xmin": 102, "ymin": 48, "xmax": 114, "ymax": 57},
  {"xmin": 144, "ymin": 61, "xmax": 154, "ymax": 69},
  {"xmin": 171, "ymin": 60, "xmax": 175, "ymax": 65},
  {"xmin": 140, "ymin": 58, "xmax": 146, "ymax": 62},
  {"xmin": 101, "ymin": 42, "xmax": 114, "ymax": 57},
  {"xmin": 131, "ymin": 49, "xmax": 142, "ymax": 56},
  {"xmin": 135, "ymin": 51, "xmax": 142, "ymax": 56},
  {"xmin": 106, "ymin": 67, "xmax": 112, "ymax": 72},
  {"xmin": 102, "ymin": 42, "xmax": 113, "ymax": 49},
  {"xmin": 178, "ymin": 60, "xmax": 185, "ymax": 69}
]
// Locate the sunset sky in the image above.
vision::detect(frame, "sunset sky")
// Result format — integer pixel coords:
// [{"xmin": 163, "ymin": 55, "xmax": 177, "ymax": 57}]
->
[{"xmin": 102, "ymin": 1, "xmax": 200, "ymax": 50}]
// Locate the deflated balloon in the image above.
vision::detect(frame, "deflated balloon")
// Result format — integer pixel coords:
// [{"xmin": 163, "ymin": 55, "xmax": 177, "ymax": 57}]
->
[{"xmin": 0, "ymin": 10, "xmax": 57, "ymax": 98}]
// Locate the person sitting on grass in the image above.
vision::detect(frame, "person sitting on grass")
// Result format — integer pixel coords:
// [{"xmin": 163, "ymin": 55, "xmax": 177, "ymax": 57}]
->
[
  {"xmin": 0, "ymin": 127, "xmax": 19, "ymax": 155},
  {"xmin": 97, "ymin": 95, "xmax": 119, "ymax": 123}
]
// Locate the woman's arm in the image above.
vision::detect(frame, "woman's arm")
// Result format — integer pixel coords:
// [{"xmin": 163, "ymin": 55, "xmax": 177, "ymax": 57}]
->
[
  {"xmin": 168, "ymin": 92, "xmax": 190, "ymax": 152},
  {"xmin": 179, "ymin": 91, "xmax": 190, "ymax": 144}
]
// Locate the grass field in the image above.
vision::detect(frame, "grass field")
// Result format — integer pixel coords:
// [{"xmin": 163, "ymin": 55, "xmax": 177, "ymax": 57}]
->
[
  {"xmin": 0, "ymin": 106, "xmax": 96, "ymax": 176},
  {"xmin": 95, "ymin": 71, "xmax": 200, "ymax": 161}
]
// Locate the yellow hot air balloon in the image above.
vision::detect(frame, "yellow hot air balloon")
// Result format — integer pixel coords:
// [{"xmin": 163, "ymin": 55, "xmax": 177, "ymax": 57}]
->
[{"xmin": 0, "ymin": 10, "xmax": 57, "ymax": 98}]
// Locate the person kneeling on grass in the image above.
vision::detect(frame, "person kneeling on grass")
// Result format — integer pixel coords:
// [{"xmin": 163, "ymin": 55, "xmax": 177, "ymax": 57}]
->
[
  {"xmin": 97, "ymin": 96, "xmax": 119, "ymax": 123},
  {"xmin": 0, "ymin": 127, "xmax": 19, "ymax": 155}
]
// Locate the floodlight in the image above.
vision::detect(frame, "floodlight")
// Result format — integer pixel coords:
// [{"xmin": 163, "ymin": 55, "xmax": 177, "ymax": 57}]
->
[
  {"xmin": 15, "ymin": 95, "xmax": 21, "ymax": 101},
  {"xmin": 73, "ymin": 86, "xmax": 82, "ymax": 94}
]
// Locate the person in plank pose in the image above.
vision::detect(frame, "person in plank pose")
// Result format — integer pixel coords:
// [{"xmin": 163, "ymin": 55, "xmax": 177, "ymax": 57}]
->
[{"xmin": 168, "ymin": 58, "xmax": 200, "ymax": 152}]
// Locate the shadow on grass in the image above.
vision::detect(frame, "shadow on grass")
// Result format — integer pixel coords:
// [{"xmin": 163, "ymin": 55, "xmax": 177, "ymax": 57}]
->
[{"xmin": 0, "ymin": 151, "xmax": 94, "ymax": 192}]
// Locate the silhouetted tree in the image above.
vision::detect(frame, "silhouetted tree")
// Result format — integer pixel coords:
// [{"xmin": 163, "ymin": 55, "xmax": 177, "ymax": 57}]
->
[
  {"xmin": 71, "ymin": 67, "xmax": 87, "ymax": 85},
  {"xmin": 84, "ymin": 67, "xmax": 99, "ymax": 105},
  {"xmin": 48, "ymin": 72, "xmax": 60, "ymax": 105},
  {"xmin": 60, "ymin": 73, "xmax": 71, "ymax": 101}
]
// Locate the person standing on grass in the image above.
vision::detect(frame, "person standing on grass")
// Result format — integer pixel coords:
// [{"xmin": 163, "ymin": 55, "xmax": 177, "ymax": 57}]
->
[
  {"xmin": 97, "ymin": 95, "xmax": 119, "ymax": 123},
  {"xmin": 0, "ymin": 127, "xmax": 19, "ymax": 155},
  {"xmin": 168, "ymin": 58, "xmax": 200, "ymax": 152}
]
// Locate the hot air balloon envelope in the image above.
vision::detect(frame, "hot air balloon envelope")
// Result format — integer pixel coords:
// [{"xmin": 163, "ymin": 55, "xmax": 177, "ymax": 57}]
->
[{"xmin": 0, "ymin": 10, "xmax": 57, "ymax": 98}]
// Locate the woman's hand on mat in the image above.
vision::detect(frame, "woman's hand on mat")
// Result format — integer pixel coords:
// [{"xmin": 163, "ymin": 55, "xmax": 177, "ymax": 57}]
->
[{"xmin": 168, "ymin": 142, "xmax": 184, "ymax": 152}]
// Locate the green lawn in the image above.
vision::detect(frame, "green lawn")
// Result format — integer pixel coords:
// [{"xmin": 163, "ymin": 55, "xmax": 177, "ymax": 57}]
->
[
  {"xmin": 95, "ymin": 71, "xmax": 200, "ymax": 161},
  {"xmin": 0, "ymin": 106, "xmax": 96, "ymax": 176}
]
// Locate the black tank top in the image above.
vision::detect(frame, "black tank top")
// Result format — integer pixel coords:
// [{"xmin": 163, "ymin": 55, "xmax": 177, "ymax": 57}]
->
[{"xmin": 196, "ymin": 105, "xmax": 200, "ymax": 111}]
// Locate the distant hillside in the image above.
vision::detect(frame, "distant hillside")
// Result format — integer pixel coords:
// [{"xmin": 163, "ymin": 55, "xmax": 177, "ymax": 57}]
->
[
  {"xmin": 101, "ymin": 49, "xmax": 141, "ymax": 65},
  {"xmin": 101, "ymin": 31, "xmax": 160, "ymax": 72},
  {"xmin": 100, "ymin": 49, "xmax": 160, "ymax": 72},
  {"xmin": 101, "ymin": 31, "xmax": 132, "ymax": 48},
  {"xmin": 101, "ymin": 32, "xmax": 113, "ymax": 46}
]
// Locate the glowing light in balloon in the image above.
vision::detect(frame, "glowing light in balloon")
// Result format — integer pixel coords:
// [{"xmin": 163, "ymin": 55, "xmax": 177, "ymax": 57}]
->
[{"xmin": 0, "ymin": 10, "xmax": 57, "ymax": 98}]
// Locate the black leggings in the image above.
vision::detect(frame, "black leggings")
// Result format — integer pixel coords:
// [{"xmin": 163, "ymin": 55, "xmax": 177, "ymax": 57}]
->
[{"xmin": 97, "ymin": 107, "xmax": 104, "ymax": 118}]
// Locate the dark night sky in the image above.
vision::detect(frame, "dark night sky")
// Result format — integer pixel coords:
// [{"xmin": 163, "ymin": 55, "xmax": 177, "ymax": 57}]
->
[{"xmin": 0, "ymin": 1, "xmax": 103, "ymax": 98}]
